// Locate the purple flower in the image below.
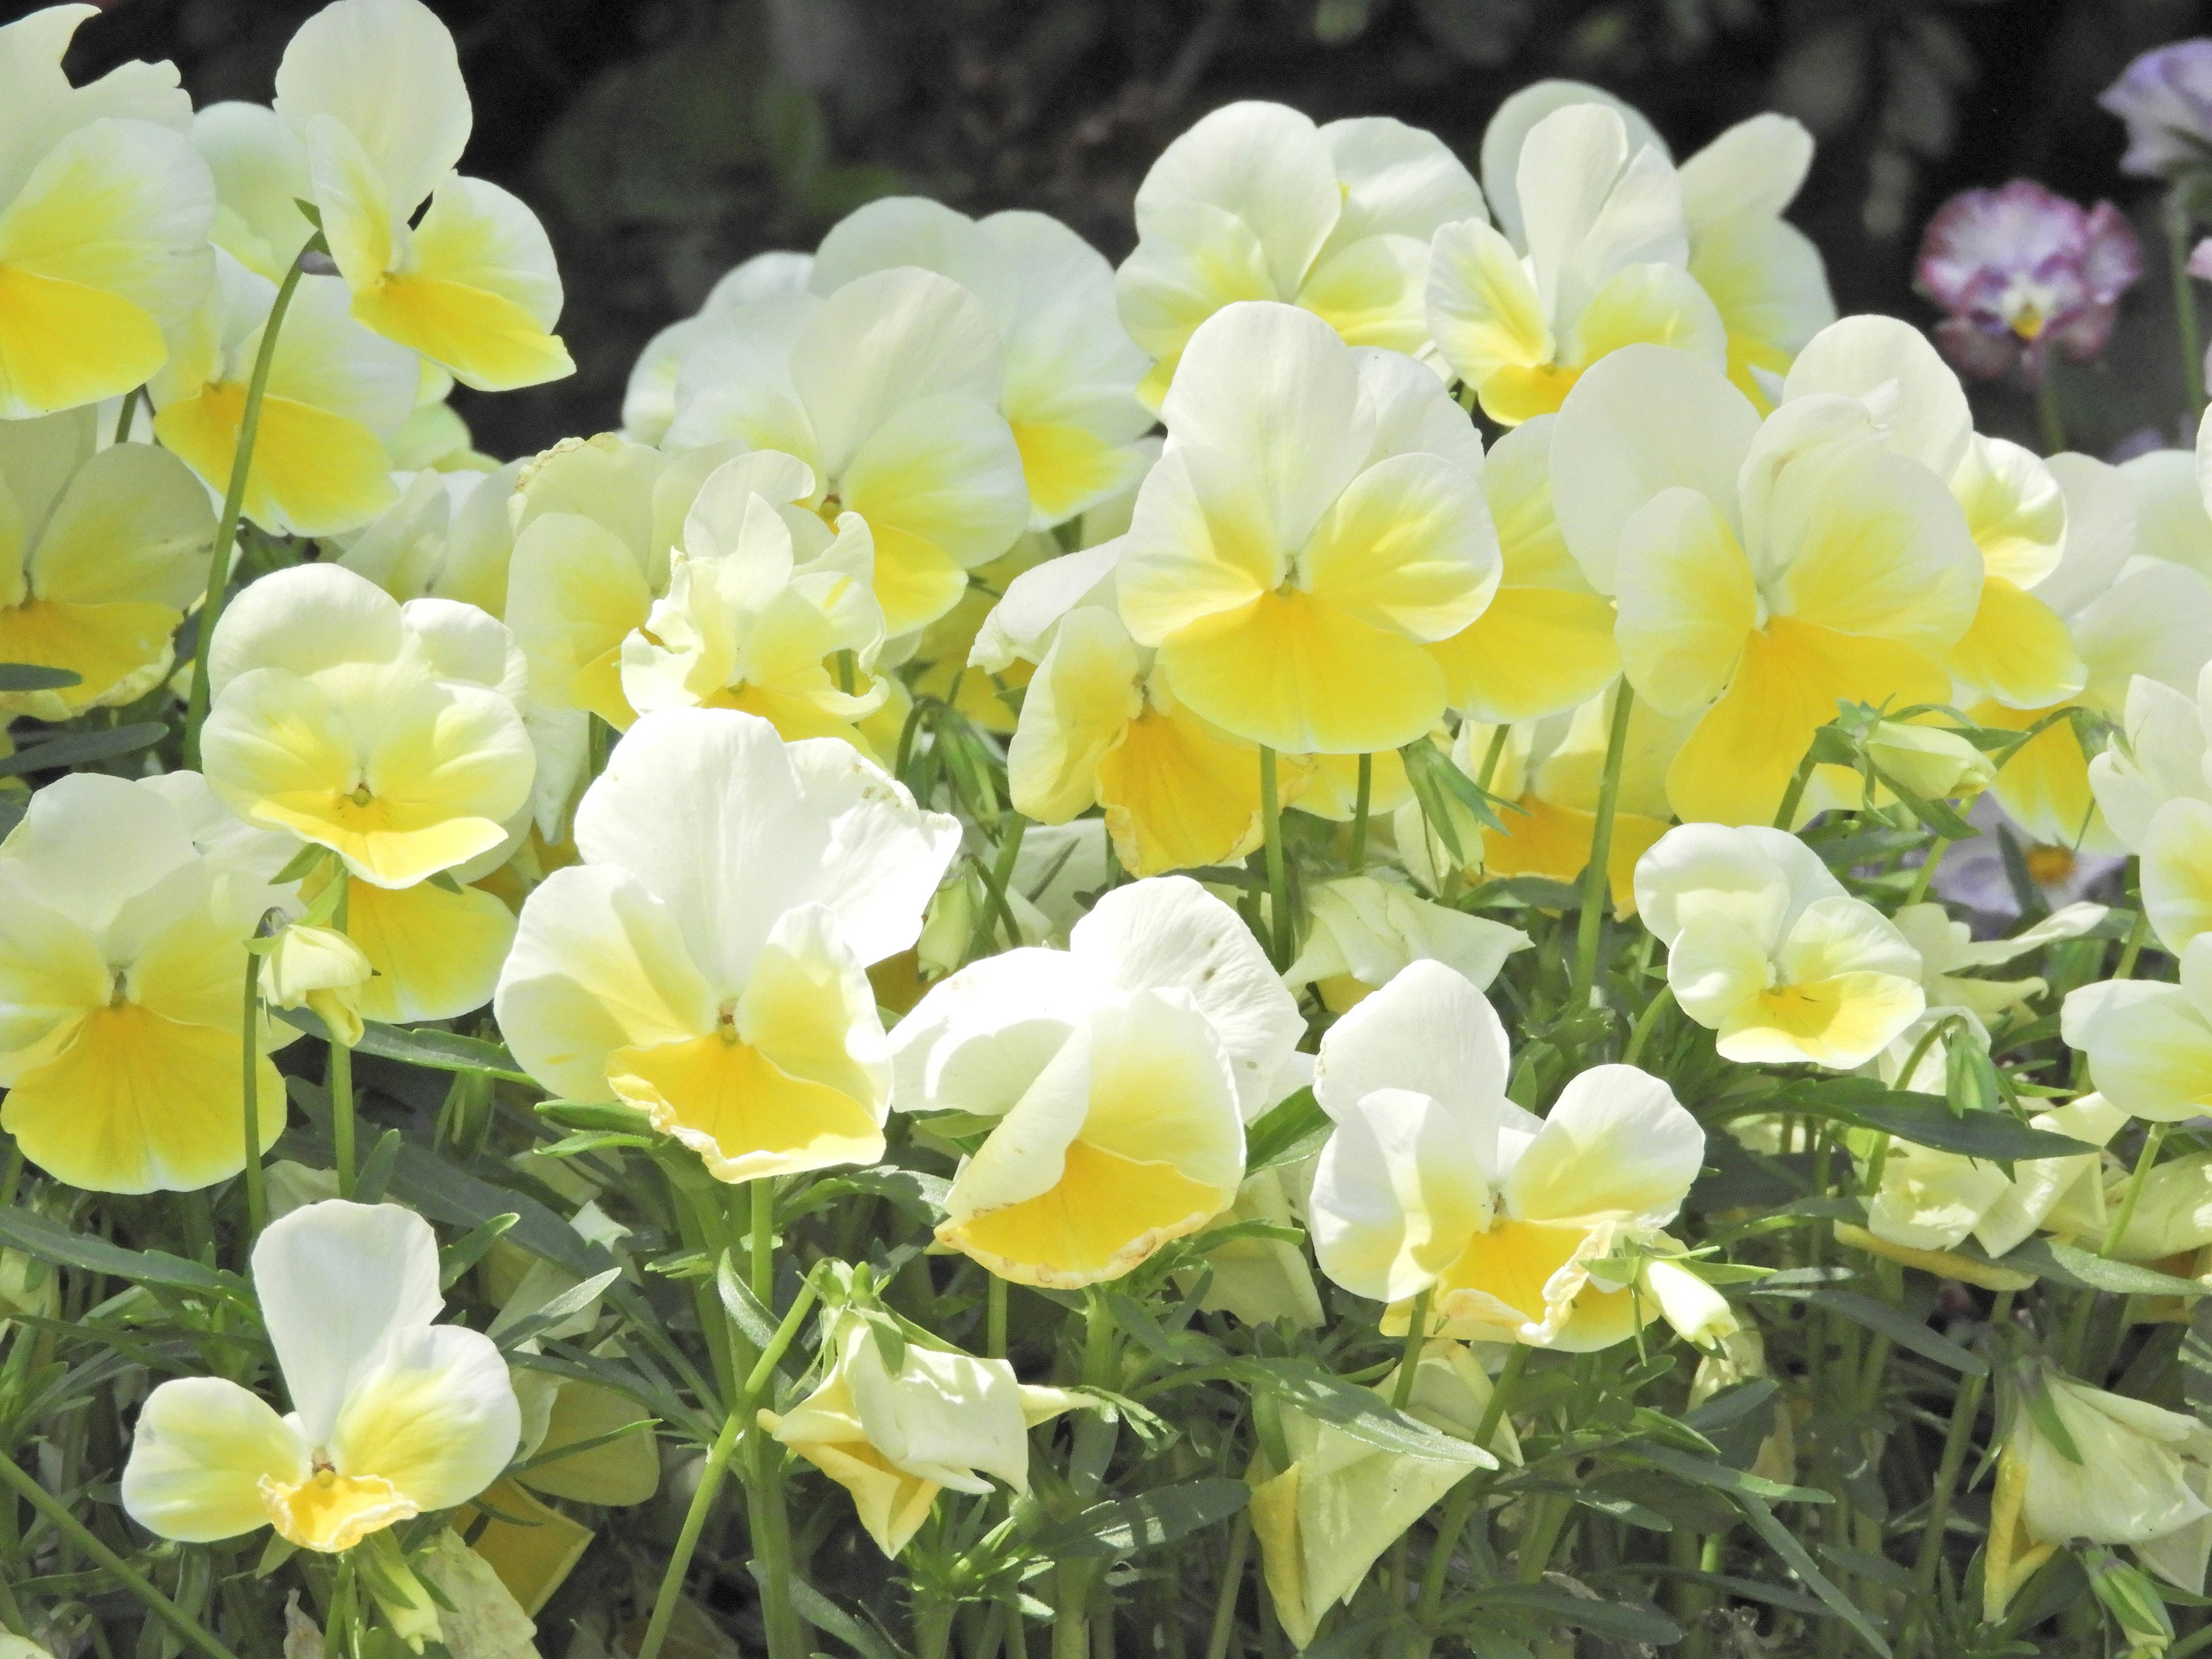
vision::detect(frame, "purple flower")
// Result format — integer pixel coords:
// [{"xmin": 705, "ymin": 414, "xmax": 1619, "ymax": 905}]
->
[
  {"xmin": 1932, "ymin": 796, "xmax": 2126, "ymax": 937},
  {"xmin": 2101, "ymin": 40, "xmax": 2212, "ymax": 178},
  {"xmin": 1914, "ymin": 181, "xmax": 2143, "ymax": 380}
]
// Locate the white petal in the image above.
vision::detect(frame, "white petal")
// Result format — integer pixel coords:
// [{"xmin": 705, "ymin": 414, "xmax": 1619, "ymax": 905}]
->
[
  {"xmin": 1780, "ymin": 315, "xmax": 1972, "ymax": 480},
  {"xmin": 2043, "ymin": 451, "xmax": 2142, "ymax": 618},
  {"xmin": 1313, "ymin": 959, "xmax": 1527, "ymax": 1158},
  {"xmin": 274, "ymin": 0, "xmax": 467, "ymax": 213},
  {"xmin": 1132, "ymin": 101, "xmax": 1339, "ymax": 301},
  {"xmin": 209, "ymin": 562, "xmax": 406, "ymax": 698},
  {"xmin": 790, "ymin": 267, "xmax": 1004, "ymax": 476},
  {"xmin": 1503, "ymin": 1063, "xmax": 1703, "ymax": 1226},
  {"xmin": 1309, "ymin": 1086, "xmax": 1494, "ymax": 1302},
  {"xmin": 1479, "ymin": 80, "xmax": 1665, "ymax": 249},
  {"xmin": 1677, "ymin": 115, "xmax": 1812, "ymax": 229},
  {"xmin": 785, "ymin": 736, "xmax": 964, "ymax": 967},
  {"xmin": 121, "ymin": 1377, "xmax": 309, "ymax": 1543}
]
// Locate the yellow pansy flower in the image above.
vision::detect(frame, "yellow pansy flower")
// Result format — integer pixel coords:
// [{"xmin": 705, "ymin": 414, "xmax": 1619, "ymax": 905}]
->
[
  {"xmin": 1428, "ymin": 103, "xmax": 1725, "ymax": 425},
  {"xmin": 0, "ymin": 5, "xmax": 214, "ymax": 416},
  {"xmin": 1478, "ymin": 81, "xmax": 1835, "ymax": 407},
  {"xmin": 495, "ymin": 709, "xmax": 958, "ymax": 1184},
  {"xmin": 201, "ymin": 562, "xmax": 537, "ymax": 889},
  {"xmin": 121, "ymin": 1200, "xmax": 520, "ymax": 1552},
  {"xmin": 1116, "ymin": 101, "xmax": 1483, "ymax": 405},
  {"xmin": 1550, "ymin": 339, "xmax": 1983, "ymax": 825},
  {"xmin": 2064, "ymin": 935, "xmax": 2212, "ymax": 1124},
  {"xmin": 0, "ymin": 407, "xmax": 214, "ymax": 721},
  {"xmin": 0, "ymin": 772, "xmax": 287, "ymax": 1194},
  {"xmin": 892, "ymin": 876, "xmax": 1303, "ymax": 1287},
  {"xmin": 1308, "ymin": 959, "xmax": 1703, "ymax": 1350},
  {"xmin": 272, "ymin": 0, "xmax": 572, "ymax": 389},
  {"xmin": 760, "ymin": 1311, "xmax": 1078, "ymax": 1559},
  {"xmin": 1116, "ymin": 301, "xmax": 1501, "ymax": 756},
  {"xmin": 813, "ymin": 198, "xmax": 1154, "ymax": 529},
  {"xmin": 654, "ymin": 266, "xmax": 1030, "ymax": 638},
  {"xmin": 1634, "ymin": 823, "xmax": 1926, "ymax": 1069},
  {"xmin": 149, "ymin": 251, "xmax": 419, "ymax": 537}
]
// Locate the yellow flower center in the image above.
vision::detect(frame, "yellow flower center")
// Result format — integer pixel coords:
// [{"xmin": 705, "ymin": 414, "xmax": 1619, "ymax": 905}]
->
[
  {"xmin": 2008, "ymin": 302, "xmax": 2045, "ymax": 341},
  {"xmin": 2024, "ymin": 843, "xmax": 2076, "ymax": 887},
  {"xmin": 258, "ymin": 1463, "xmax": 417, "ymax": 1553},
  {"xmin": 349, "ymin": 783, "xmax": 373, "ymax": 807}
]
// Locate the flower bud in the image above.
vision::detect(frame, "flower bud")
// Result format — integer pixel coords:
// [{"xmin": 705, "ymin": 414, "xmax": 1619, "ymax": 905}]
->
[
  {"xmin": 1642, "ymin": 1257, "xmax": 1738, "ymax": 1350},
  {"xmin": 259, "ymin": 924, "xmax": 374, "ymax": 1048}
]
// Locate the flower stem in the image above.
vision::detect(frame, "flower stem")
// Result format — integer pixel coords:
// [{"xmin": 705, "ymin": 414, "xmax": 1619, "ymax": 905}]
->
[
  {"xmin": 636, "ymin": 1407, "xmax": 745, "ymax": 1659},
  {"xmin": 1392, "ymin": 1288, "xmax": 1433, "ymax": 1409},
  {"xmin": 968, "ymin": 813, "xmax": 1029, "ymax": 963},
  {"xmin": 1350, "ymin": 752, "xmax": 1373, "ymax": 870},
  {"xmin": 1203, "ymin": 1514, "xmax": 1252, "ymax": 1659},
  {"xmin": 1259, "ymin": 747, "xmax": 1291, "ymax": 970},
  {"xmin": 182, "ymin": 236, "xmax": 320, "ymax": 768},
  {"xmin": 1905, "ymin": 830, "xmax": 1955, "ymax": 907},
  {"xmin": 1774, "ymin": 744, "xmax": 1819, "ymax": 831},
  {"xmin": 1622, "ymin": 983, "xmax": 1675, "ymax": 1067},
  {"xmin": 2171, "ymin": 188, "xmax": 2206, "ymax": 418},
  {"xmin": 2100, "ymin": 1120, "xmax": 2169, "ymax": 1260},
  {"xmin": 986, "ymin": 1272, "xmax": 1008, "ymax": 1359},
  {"xmin": 1571, "ymin": 683, "xmax": 1634, "ymax": 1007},
  {"xmin": 240, "ymin": 955, "xmax": 267, "ymax": 1247},
  {"xmin": 1474, "ymin": 725, "xmax": 1511, "ymax": 795},
  {"xmin": 1911, "ymin": 1290, "xmax": 2012, "ymax": 1603},
  {"xmin": 751, "ymin": 1176, "xmax": 777, "ymax": 1306},
  {"xmin": 329, "ymin": 1037, "xmax": 356, "ymax": 1199},
  {"xmin": 0, "ymin": 1449, "xmax": 242, "ymax": 1659}
]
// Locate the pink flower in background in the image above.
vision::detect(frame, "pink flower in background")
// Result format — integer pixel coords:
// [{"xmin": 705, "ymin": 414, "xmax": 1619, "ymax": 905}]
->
[
  {"xmin": 1933, "ymin": 796, "xmax": 2125, "ymax": 937},
  {"xmin": 1914, "ymin": 181, "xmax": 2142, "ymax": 380},
  {"xmin": 2101, "ymin": 40, "xmax": 2212, "ymax": 178}
]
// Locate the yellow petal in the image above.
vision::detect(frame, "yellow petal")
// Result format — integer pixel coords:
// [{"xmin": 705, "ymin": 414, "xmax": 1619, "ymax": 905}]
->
[
  {"xmin": 1429, "ymin": 585, "xmax": 1620, "ymax": 725},
  {"xmin": 261, "ymin": 1469, "xmax": 415, "ymax": 1554},
  {"xmin": 0, "ymin": 265, "xmax": 165, "ymax": 419},
  {"xmin": 1945, "ymin": 577, "xmax": 2087, "ymax": 711},
  {"xmin": 1007, "ymin": 607, "xmax": 1144, "ymax": 825},
  {"xmin": 355, "ymin": 273, "xmax": 573, "ymax": 395},
  {"xmin": 459, "ymin": 1481, "xmax": 594, "ymax": 1615},
  {"xmin": 154, "ymin": 385, "xmax": 398, "ymax": 539},
  {"xmin": 609, "ymin": 1032, "xmax": 883, "ymax": 1185},
  {"xmin": 0, "ymin": 597, "xmax": 179, "ymax": 712},
  {"xmin": 941, "ymin": 1138, "xmax": 1224, "ymax": 1288},
  {"xmin": 1717, "ymin": 971, "xmax": 1926, "ymax": 1069},
  {"xmin": 342, "ymin": 875, "xmax": 517, "ymax": 1025},
  {"xmin": 1481, "ymin": 793, "xmax": 1669, "ymax": 916},
  {"xmin": 1096, "ymin": 702, "xmax": 1276, "ymax": 876},
  {"xmin": 1613, "ymin": 487, "xmax": 1756, "ymax": 717},
  {"xmin": 1010, "ymin": 421, "xmax": 1146, "ymax": 531},
  {"xmin": 1976, "ymin": 699, "xmax": 2112, "ymax": 853}
]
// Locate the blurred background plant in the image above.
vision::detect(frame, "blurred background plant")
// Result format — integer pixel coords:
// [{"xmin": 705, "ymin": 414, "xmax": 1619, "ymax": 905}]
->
[{"xmin": 28, "ymin": 0, "xmax": 2209, "ymax": 485}]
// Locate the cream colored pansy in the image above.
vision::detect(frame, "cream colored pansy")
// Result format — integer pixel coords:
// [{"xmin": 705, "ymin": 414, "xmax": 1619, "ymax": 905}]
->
[
  {"xmin": 1550, "ymin": 340, "xmax": 1983, "ymax": 826},
  {"xmin": 1986, "ymin": 1367, "xmax": 2212, "ymax": 1619},
  {"xmin": 1863, "ymin": 1093, "xmax": 2120, "ymax": 1261},
  {"xmin": 149, "ymin": 250, "xmax": 419, "ymax": 537},
  {"xmin": 1429, "ymin": 104, "xmax": 1724, "ymax": 425},
  {"xmin": 1283, "ymin": 875, "xmax": 1529, "ymax": 1013},
  {"xmin": 0, "ymin": 6, "xmax": 214, "ymax": 417},
  {"xmin": 272, "ymin": 0, "xmax": 571, "ymax": 389},
  {"xmin": 891, "ymin": 876, "xmax": 1302, "ymax": 1287},
  {"xmin": 0, "ymin": 407, "xmax": 214, "ymax": 720},
  {"xmin": 1635, "ymin": 824, "xmax": 1925, "ymax": 1069},
  {"xmin": 1116, "ymin": 301, "xmax": 1499, "ymax": 755},
  {"xmin": 2092, "ymin": 666, "xmax": 2212, "ymax": 954},
  {"xmin": 190, "ymin": 101, "xmax": 313, "ymax": 282},
  {"xmin": 1425, "ymin": 415, "xmax": 1620, "ymax": 724},
  {"xmin": 259, "ymin": 923, "xmax": 376, "ymax": 1048},
  {"xmin": 760, "ymin": 1310, "xmax": 1078, "ymax": 1559},
  {"xmin": 337, "ymin": 460, "xmax": 524, "ymax": 619},
  {"xmin": 616, "ymin": 450, "xmax": 888, "ymax": 753},
  {"xmin": 0, "ymin": 772, "xmax": 286, "ymax": 1194},
  {"xmin": 2130, "ymin": 444, "xmax": 2212, "ymax": 578},
  {"xmin": 201, "ymin": 562, "xmax": 536, "ymax": 889},
  {"xmin": 1308, "ymin": 960, "xmax": 1704, "ymax": 1350},
  {"xmin": 496, "ymin": 709, "xmax": 958, "ymax": 1184},
  {"xmin": 1881, "ymin": 900, "xmax": 2109, "ymax": 1090},
  {"xmin": 2063, "ymin": 935, "xmax": 2212, "ymax": 1123},
  {"xmin": 1984, "ymin": 454, "xmax": 2212, "ymax": 853},
  {"xmin": 1197, "ymin": 1165, "xmax": 1327, "ymax": 1330},
  {"xmin": 1248, "ymin": 1340, "xmax": 1509, "ymax": 1649},
  {"xmin": 1478, "ymin": 80, "xmax": 1834, "ymax": 407},
  {"xmin": 658, "ymin": 266, "xmax": 1029, "ymax": 638},
  {"xmin": 622, "ymin": 251, "xmax": 813, "ymax": 446},
  {"xmin": 1116, "ymin": 101, "xmax": 1483, "ymax": 406},
  {"xmin": 121, "ymin": 1200, "xmax": 520, "ymax": 1553},
  {"xmin": 812, "ymin": 198, "xmax": 1153, "ymax": 529}
]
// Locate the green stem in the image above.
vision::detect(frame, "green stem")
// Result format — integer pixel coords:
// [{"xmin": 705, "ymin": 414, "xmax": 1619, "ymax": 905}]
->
[
  {"xmin": 1392, "ymin": 1288, "xmax": 1433, "ymax": 1409},
  {"xmin": 1415, "ymin": 1346, "xmax": 1531, "ymax": 1627},
  {"xmin": 1203, "ymin": 1514, "xmax": 1252, "ymax": 1659},
  {"xmin": 1259, "ymin": 747, "xmax": 1291, "ymax": 971},
  {"xmin": 1905, "ymin": 829, "xmax": 1955, "ymax": 907},
  {"xmin": 2101, "ymin": 1121, "xmax": 2169, "ymax": 1260},
  {"xmin": 1571, "ymin": 684, "xmax": 1634, "ymax": 1007},
  {"xmin": 914, "ymin": 1601, "xmax": 956, "ymax": 1659},
  {"xmin": 240, "ymin": 954, "xmax": 267, "ymax": 1248},
  {"xmin": 183, "ymin": 237, "xmax": 319, "ymax": 767},
  {"xmin": 751, "ymin": 1176, "xmax": 777, "ymax": 1307},
  {"xmin": 0, "ymin": 1450, "xmax": 242, "ymax": 1659},
  {"xmin": 113, "ymin": 387, "xmax": 141, "ymax": 446},
  {"xmin": 1350, "ymin": 753, "xmax": 1373, "ymax": 871},
  {"xmin": 1622, "ymin": 983, "xmax": 1674, "ymax": 1066},
  {"xmin": 968, "ymin": 815, "xmax": 1029, "ymax": 962},
  {"xmin": 1911, "ymin": 1291, "xmax": 2012, "ymax": 1604},
  {"xmin": 2171, "ymin": 187, "xmax": 2206, "ymax": 418},
  {"xmin": 328, "ymin": 1037, "xmax": 356, "ymax": 1199},
  {"xmin": 1774, "ymin": 744, "xmax": 1819, "ymax": 832},
  {"xmin": 636, "ymin": 1408, "xmax": 745, "ymax": 1659},
  {"xmin": 1474, "ymin": 725, "xmax": 1510, "ymax": 794},
  {"xmin": 2115, "ymin": 899, "xmax": 2150, "ymax": 984},
  {"xmin": 987, "ymin": 1274, "xmax": 1008, "ymax": 1360}
]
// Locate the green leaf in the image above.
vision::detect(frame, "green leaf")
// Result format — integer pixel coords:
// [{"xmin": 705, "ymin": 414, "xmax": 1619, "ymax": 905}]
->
[
  {"xmin": 0, "ymin": 721, "xmax": 166, "ymax": 777},
  {"xmin": 1222, "ymin": 1358, "xmax": 1494, "ymax": 1465},
  {"xmin": 1682, "ymin": 1377, "xmax": 1779, "ymax": 1435},
  {"xmin": 1792, "ymin": 1289, "xmax": 1987, "ymax": 1375},
  {"xmin": 2005, "ymin": 1237, "xmax": 2210, "ymax": 1298},
  {"xmin": 437, "ymin": 1214, "xmax": 519, "ymax": 1291},
  {"xmin": 1767, "ymin": 1081, "xmax": 2096, "ymax": 1162},
  {"xmin": 1029, "ymin": 1479, "xmax": 1251, "ymax": 1559},
  {"xmin": 715, "ymin": 1253, "xmax": 780, "ymax": 1354},
  {"xmin": 0, "ymin": 665, "xmax": 80, "ymax": 691},
  {"xmin": 1626, "ymin": 1442, "xmax": 1832, "ymax": 1506},
  {"xmin": 494, "ymin": 1268, "xmax": 621, "ymax": 1352},
  {"xmin": 1245, "ymin": 1086, "xmax": 1331, "ymax": 1173},
  {"xmin": 1738, "ymin": 1493, "xmax": 1892, "ymax": 1656},
  {"xmin": 770, "ymin": 1570, "xmax": 910, "ymax": 1659},
  {"xmin": 0, "ymin": 1209, "xmax": 248, "ymax": 1301},
  {"xmin": 534, "ymin": 1100, "xmax": 654, "ymax": 1134},
  {"xmin": 1467, "ymin": 1585, "xmax": 1680, "ymax": 1647},
  {"xmin": 275, "ymin": 1009, "xmax": 531, "ymax": 1080}
]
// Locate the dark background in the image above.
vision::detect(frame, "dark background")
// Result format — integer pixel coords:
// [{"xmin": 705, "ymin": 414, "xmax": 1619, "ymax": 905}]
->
[{"xmin": 25, "ymin": 0, "xmax": 2212, "ymax": 460}]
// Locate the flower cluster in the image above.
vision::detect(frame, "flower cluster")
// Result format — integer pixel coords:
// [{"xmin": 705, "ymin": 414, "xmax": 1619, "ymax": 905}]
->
[{"xmin": 6, "ymin": 10, "xmax": 2212, "ymax": 1659}]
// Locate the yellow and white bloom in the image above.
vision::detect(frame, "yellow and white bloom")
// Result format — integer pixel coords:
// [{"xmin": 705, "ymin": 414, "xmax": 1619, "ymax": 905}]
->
[
  {"xmin": 1308, "ymin": 960, "xmax": 1704, "ymax": 1350},
  {"xmin": 149, "ymin": 250, "xmax": 420, "ymax": 537},
  {"xmin": 1635, "ymin": 824, "xmax": 1926, "ymax": 1069},
  {"xmin": 622, "ymin": 251, "xmax": 813, "ymax": 446},
  {"xmin": 190, "ymin": 100, "xmax": 313, "ymax": 283},
  {"xmin": 892, "ymin": 875, "xmax": 1303, "ymax": 1287},
  {"xmin": 1116, "ymin": 101, "xmax": 1482, "ymax": 405},
  {"xmin": 616, "ymin": 450, "xmax": 888, "ymax": 753},
  {"xmin": 0, "ymin": 773, "xmax": 286, "ymax": 1194},
  {"xmin": 1283, "ymin": 874, "xmax": 1529, "ymax": 1013},
  {"xmin": 202, "ymin": 562, "xmax": 536, "ymax": 889},
  {"xmin": 1476, "ymin": 81, "xmax": 1834, "ymax": 407},
  {"xmin": 1248, "ymin": 1340, "xmax": 1509, "ymax": 1648},
  {"xmin": 1986, "ymin": 1368, "xmax": 2212, "ymax": 1618},
  {"xmin": 1863, "ymin": 1093, "xmax": 2120, "ymax": 1260},
  {"xmin": 656, "ymin": 266, "xmax": 1029, "ymax": 638},
  {"xmin": 2064, "ymin": 935, "xmax": 2212, "ymax": 1123},
  {"xmin": 0, "ymin": 407, "xmax": 214, "ymax": 721},
  {"xmin": 497, "ymin": 709, "xmax": 958, "ymax": 1184},
  {"xmin": 1116, "ymin": 301, "xmax": 1500, "ymax": 755},
  {"xmin": 2092, "ymin": 666, "xmax": 2212, "ymax": 953},
  {"xmin": 258, "ymin": 923, "xmax": 376, "ymax": 1048},
  {"xmin": 1550, "ymin": 339, "xmax": 1983, "ymax": 825},
  {"xmin": 1882, "ymin": 900, "xmax": 2109, "ymax": 1090},
  {"xmin": 760, "ymin": 1310, "xmax": 1079, "ymax": 1558},
  {"xmin": 1428, "ymin": 104, "xmax": 1724, "ymax": 424},
  {"xmin": 272, "ymin": 0, "xmax": 570, "ymax": 390},
  {"xmin": 121, "ymin": 1200, "xmax": 520, "ymax": 1552},
  {"xmin": 812, "ymin": 198, "xmax": 1153, "ymax": 529},
  {"xmin": 336, "ymin": 460, "xmax": 523, "ymax": 619},
  {"xmin": 0, "ymin": 5, "xmax": 214, "ymax": 417}
]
